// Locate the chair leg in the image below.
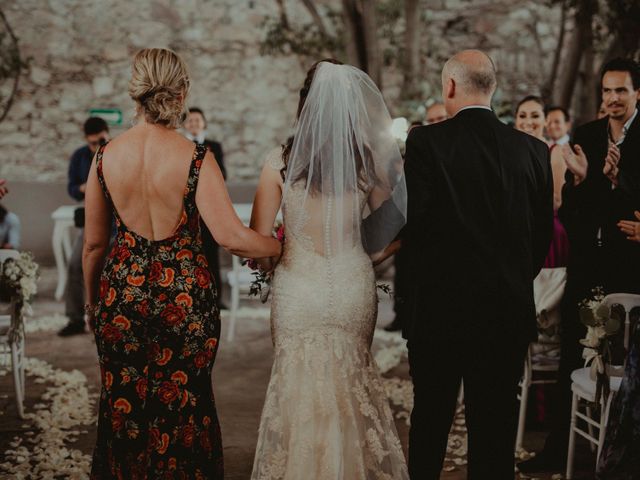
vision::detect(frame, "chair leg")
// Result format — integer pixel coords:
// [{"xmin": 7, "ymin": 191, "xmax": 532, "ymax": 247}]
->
[
  {"xmin": 515, "ymin": 355, "xmax": 530, "ymax": 452},
  {"xmin": 516, "ymin": 378, "xmax": 529, "ymax": 451},
  {"xmin": 597, "ymin": 394, "xmax": 613, "ymax": 461},
  {"xmin": 566, "ymin": 391, "xmax": 578, "ymax": 480},
  {"xmin": 227, "ymin": 282, "xmax": 239, "ymax": 342},
  {"xmin": 586, "ymin": 405, "xmax": 597, "ymax": 452},
  {"xmin": 11, "ymin": 342, "xmax": 24, "ymax": 419}
]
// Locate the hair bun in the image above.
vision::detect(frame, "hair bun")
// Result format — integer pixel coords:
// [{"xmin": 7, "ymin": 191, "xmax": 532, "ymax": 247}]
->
[{"xmin": 128, "ymin": 48, "xmax": 190, "ymax": 129}]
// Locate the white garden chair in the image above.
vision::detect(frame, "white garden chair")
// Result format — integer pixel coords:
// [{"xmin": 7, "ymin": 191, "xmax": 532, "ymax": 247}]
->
[
  {"xmin": 516, "ymin": 267, "xmax": 565, "ymax": 451},
  {"xmin": 565, "ymin": 293, "xmax": 640, "ymax": 479},
  {"xmin": 225, "ymin": 255, "xmax": 258, "ymax": 342},
  {"xmin": 0, "ymin": 249, "xmax": 26, "ymax": 418}
]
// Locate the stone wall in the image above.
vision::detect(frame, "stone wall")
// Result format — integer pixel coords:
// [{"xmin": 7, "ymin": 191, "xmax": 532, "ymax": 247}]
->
[{"xmin": 0, "ymin": 0, "xmax": 563, "ymax": 183}]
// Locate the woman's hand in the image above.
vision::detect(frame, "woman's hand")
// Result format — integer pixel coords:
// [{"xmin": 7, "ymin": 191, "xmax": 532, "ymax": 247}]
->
[
  {"xmin": 84, "ymin": 304, "xmax": 98, "ymax": 333},
  {"xmin": 372, "ymin": 239, "xmax": 401, "ymax": 266},
  {"xmin": 618, "ymin": 211, "xmax": 640, "ymax": 243}
]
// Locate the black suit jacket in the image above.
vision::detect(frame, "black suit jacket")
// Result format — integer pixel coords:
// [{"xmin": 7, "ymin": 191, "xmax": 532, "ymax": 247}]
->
[
  {"xmin": 402, "ymin": 108, "xmax": 553, "ymax": 343},
  {"xmin": 202, "ymin": 139, "xmax": 226, "ymax": 179},
  {"xmin": 559, "ymin": 111, "xmax": 640, "ymax": 294}
]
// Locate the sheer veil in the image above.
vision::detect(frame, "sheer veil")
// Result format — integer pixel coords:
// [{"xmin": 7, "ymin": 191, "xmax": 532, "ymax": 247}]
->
[{"xmin": 282, "ymin": 62, "xmax": 407, "ymax": 257}]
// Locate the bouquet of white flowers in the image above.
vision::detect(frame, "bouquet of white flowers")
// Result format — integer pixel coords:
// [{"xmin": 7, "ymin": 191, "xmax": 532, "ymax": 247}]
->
[
  {"xmin": 0, "ymin": 252, "xmax": 39, "ymax": 310},
  {"xmin": 579, "ymin": 287, "xmax": 621, "ymax": 404}
]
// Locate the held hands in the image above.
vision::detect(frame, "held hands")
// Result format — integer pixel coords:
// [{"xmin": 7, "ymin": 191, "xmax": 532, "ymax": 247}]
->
[
  {"xmin": 603, "ymin": 143, "xmax": 621, "ymax": 186},
  {"xmin": 618, "ymin": 211, "xmax": 640, "ymax": 243},
  {"xmin": 561, "ymin": 144, "xmax": 588, "ymax": 186}
]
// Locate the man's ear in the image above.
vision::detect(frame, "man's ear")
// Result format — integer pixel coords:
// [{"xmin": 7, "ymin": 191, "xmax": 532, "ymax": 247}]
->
[{"xmin": 446, "ymin": 78, "xmax": 456, "ymax": 99}]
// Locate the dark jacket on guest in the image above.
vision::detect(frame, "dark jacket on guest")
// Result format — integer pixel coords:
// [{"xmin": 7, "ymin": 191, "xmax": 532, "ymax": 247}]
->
[
  {"xmin": 202, "ymin": 139, "xmax": 226, "ymax": 180},
  {"xmin": 402, "ymin": 108, "xmax": 553, "ymax": 342},
  {"xmin": 559, "ymin": 110, "xmax": 640, "ymax": 294},
  {"xmin": 67, "ymin": 145, "xmax": 94, "ymax": 201}
]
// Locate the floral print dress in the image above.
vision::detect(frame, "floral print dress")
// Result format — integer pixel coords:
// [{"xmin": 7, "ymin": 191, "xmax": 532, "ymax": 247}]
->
[{"xmin": 91, "ymin": 143, "xmax": 223, "ymax": 479}]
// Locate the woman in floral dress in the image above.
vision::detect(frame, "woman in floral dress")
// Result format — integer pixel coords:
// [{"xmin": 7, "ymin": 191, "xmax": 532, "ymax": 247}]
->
[{"xmin": 82, "ymin": 48, "xmax": 281, "ymax": 479}]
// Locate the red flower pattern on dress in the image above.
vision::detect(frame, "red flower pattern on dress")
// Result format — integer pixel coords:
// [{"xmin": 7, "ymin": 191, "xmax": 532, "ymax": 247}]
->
[{"xmin": 91, "ymin": 143, "xmax": 223, "ymax": 479}]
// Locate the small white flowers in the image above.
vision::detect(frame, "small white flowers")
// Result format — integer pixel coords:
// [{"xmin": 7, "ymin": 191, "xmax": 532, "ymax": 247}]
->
[{"xmin": 0, "ymin": 252, "xmax": 40, "ymax": 307}]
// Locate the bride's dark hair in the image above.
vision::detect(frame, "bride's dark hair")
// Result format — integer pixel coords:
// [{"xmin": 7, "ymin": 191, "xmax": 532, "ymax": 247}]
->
[{"xmin": 281, "ymin": 58, "xmax": 376, "ymax": 193}]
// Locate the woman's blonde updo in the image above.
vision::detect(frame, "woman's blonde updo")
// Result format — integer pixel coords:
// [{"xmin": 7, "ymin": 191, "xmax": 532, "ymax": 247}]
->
[{"xmin": 128, "ymin": 48, "xmax": 191, "ymax": 129}]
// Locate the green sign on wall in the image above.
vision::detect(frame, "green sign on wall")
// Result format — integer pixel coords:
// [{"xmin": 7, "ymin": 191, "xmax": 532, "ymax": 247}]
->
[{"xmin": 89, "ymin": 108, "xmax": 123, "ymax": 126}]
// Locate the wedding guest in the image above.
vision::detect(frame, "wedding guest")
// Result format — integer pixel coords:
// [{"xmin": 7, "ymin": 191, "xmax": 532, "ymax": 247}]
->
[
  {"xmin": 58, "ymin": 117, "xmax": 110, "ymax": 337},
  {"xmin": 404, "ymin": 50, "xmax": 553, "ymax": 479},
  {"xmin": 425, "ymin": 102, "xmax": 448, "ymax": 124},
  {"xmin": 0, "ymin": 204, "xmax": 20, "ymax": 249},
  {"xmin": 519, "ymin": 57, "xmax": 640, "ymax": 474},
  {"xmin": 0, "ymin": 179, "xmax": 8, "ymax": 199},
  {"xmin": 516, "ymin": 96, "xmax": 569, "ymax": 265},
  {"xmin": 83, "ymin": 48, "xmax": 280, "ymax": 479},
  {"xmin": 184, "ymin": 107, "xmax": 227, "ymax": 308},
  {"xmin": 546, "ymin": 106, "xmax": 572, "ymax": 146}
]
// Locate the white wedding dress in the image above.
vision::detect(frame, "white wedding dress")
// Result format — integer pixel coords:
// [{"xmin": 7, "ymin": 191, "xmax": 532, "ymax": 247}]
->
[{"xmin": 250, "ymin": 149, "xmax": 409, "ymax": 480}]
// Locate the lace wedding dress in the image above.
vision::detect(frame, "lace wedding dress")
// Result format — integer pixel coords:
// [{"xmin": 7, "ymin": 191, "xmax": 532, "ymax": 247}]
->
[{"xmin": 250, "ymin": 149, "xmax": 408, "ymax": 480}]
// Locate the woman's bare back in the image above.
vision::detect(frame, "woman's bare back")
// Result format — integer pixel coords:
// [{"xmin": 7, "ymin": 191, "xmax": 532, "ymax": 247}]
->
[{"xmin": 100, "ymin": 123, "xmax": 197, "ymax": 241}]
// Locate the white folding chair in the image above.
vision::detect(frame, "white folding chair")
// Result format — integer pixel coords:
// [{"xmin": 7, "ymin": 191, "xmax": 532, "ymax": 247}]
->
[
  {"xmin": 516, "ymin": 268, "xmax": 565, "ymax": 451},
  {"xmin": 565, "ymin": 293, "xmax": 640, "ymax": 479},
  {"xmin": 0, "ymin": 249, "xmax": 26, "ymax": 418},
  {"xmin": 225, "ymin": 255, "xmax": 258, "ymax": 342},
  {"xmin": 516, "ymin": 339, "xmax": 561, "ymax": 451}
]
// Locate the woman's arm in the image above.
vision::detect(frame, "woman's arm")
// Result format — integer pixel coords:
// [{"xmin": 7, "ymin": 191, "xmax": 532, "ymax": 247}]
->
[
  {"xmin": 83, "ymin": 157, "xmax": 112, "ymax": 330},
  {"xmin": 196, "ymin": 151, "xmax": 281, "ymax": 259},
  {"xmin": 249, "ymin": 162, "xmax": 283, "ymax": 270},
  {"xmin": 550, "ymin": 146, "xmax": 566, "ymax": 210}
]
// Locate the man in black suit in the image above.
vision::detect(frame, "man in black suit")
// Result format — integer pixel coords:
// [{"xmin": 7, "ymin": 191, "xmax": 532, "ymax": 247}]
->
[
  {"xmin": 184, "ymin": 107, "xmax": 227, "ymax": 308},
  {"xmin": 404, "ymin": 50, "xmax": 553, "ymax": 479},
  {"xmin": 519, "ymin": 58, "xmax": 640, "ymax": 474}
]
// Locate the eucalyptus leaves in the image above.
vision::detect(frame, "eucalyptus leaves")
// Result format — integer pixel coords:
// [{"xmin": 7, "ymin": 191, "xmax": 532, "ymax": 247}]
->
[{"xmin": 579, "ymin": 287, "xmax": 621, "ymax": 403}]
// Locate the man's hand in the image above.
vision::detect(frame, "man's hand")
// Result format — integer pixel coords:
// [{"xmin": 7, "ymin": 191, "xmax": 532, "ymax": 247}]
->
[
  {"xmin": 603, "ymin": 143, "xmax": 621, "ymax": 186},
  {"xmin": 562, "ymin": 144, "xmax": 588, "ymax": 186},
  {"xmin": 618, "ymin": 211, "xmax": 640, "ymax": 243},
  {"xmin": 0, "ymin": 178, "xmax": 8, "ymax": 199}
]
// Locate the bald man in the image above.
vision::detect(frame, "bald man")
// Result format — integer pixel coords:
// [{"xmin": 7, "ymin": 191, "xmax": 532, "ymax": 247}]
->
[
  {"xmin": 425, "ymin": 102, "xmax": 448, "ymax": 124},
  {"xmin": 403, "ymin": 50, "xmax": 553, "ymax": 479}
]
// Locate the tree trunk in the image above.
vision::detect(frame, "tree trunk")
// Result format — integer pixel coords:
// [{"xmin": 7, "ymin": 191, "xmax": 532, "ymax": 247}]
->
[
  {"xmin": 360, "ymin": 0, "xmax": 382, "ymax": 88},
  {"xmin": 553, "ymin": 3, "xmax": 594, "ymax": 109},
  {"xmin": 401, "ymin": 0, "xmax": 421, "ymax": 99},
  {"xmin": 543, "ymin": 0, "xmax": 567, "ymax": 103},
  {"xmin": 341, "ymin": 0, "xmax": 382, "ymax": 88},
  {"xmin": 576, "ymin": 30, "xmax": 596, "ymax": 127},
  {"xmin": 342, "ymin": 0, "xmax": 367, "ymax": 70}
]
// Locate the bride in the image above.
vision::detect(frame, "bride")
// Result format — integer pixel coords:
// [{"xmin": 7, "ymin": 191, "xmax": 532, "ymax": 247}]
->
[{"xmin": 249, "ymin": 59, "xmax": 409, "ymax": 479}]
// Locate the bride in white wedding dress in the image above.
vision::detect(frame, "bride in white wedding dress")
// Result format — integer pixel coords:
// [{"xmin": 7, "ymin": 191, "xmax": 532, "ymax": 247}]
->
[{"xmin": 249, "ymin": 59, "xmax": 409, "ymax": 480}]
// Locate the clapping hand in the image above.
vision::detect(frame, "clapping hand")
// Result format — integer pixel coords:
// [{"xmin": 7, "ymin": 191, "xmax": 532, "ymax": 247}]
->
[
  {"xmin": 0, "ymin": 178, "xmax": 7, "ymax": 199},
  {"xmin": 618, "ymin": 211, "xmax": 640, "ymax": 243},
  {"xmin": 603, "ymin": 143, "xmax": 621, "ymax": 186},
  {"xmin": 561, "ymin": 144, "xmax": 588, "ymax": 185}
]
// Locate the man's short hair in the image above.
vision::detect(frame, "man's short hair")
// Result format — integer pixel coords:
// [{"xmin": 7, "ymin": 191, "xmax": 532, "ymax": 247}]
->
[
  {"xmin": 601, "ymin": 58, "xmax": 640, "ymax": 90},
  {"xmin": 83, "ymin": 117, "xmax": 109, "ymax": 136},
  {"xmin": 188, "ymin": 107, "xmax": 207, "ymax": 125},
  {"xmin": 546, "ymin": 105, "xmax": 570, "ymax": 122},
  {"xmin": 443, "ymin": 51, "xmax": 497, "ymax": 96}
]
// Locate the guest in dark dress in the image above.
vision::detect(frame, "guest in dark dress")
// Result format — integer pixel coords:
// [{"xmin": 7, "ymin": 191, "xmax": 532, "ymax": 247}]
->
[
  {"xmin": 184, "ymin": 107, "xmax": 227, "ymax": 308},
  {"xmin": 597, "ymin": 320, "xmax": 640, "ymax": 479},
  {"xmin": 82, "ymin": 48, "xmax": 281, "ymax": 479}
]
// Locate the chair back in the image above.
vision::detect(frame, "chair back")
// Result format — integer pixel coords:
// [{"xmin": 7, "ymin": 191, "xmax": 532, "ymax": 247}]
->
[
  {"xmin": 602, "ymin": 293, "xmax": 640, "ymax": 351},
  {"xmin": 0, "ymin": 250, "xmax": 20, "ymax": 263}
]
